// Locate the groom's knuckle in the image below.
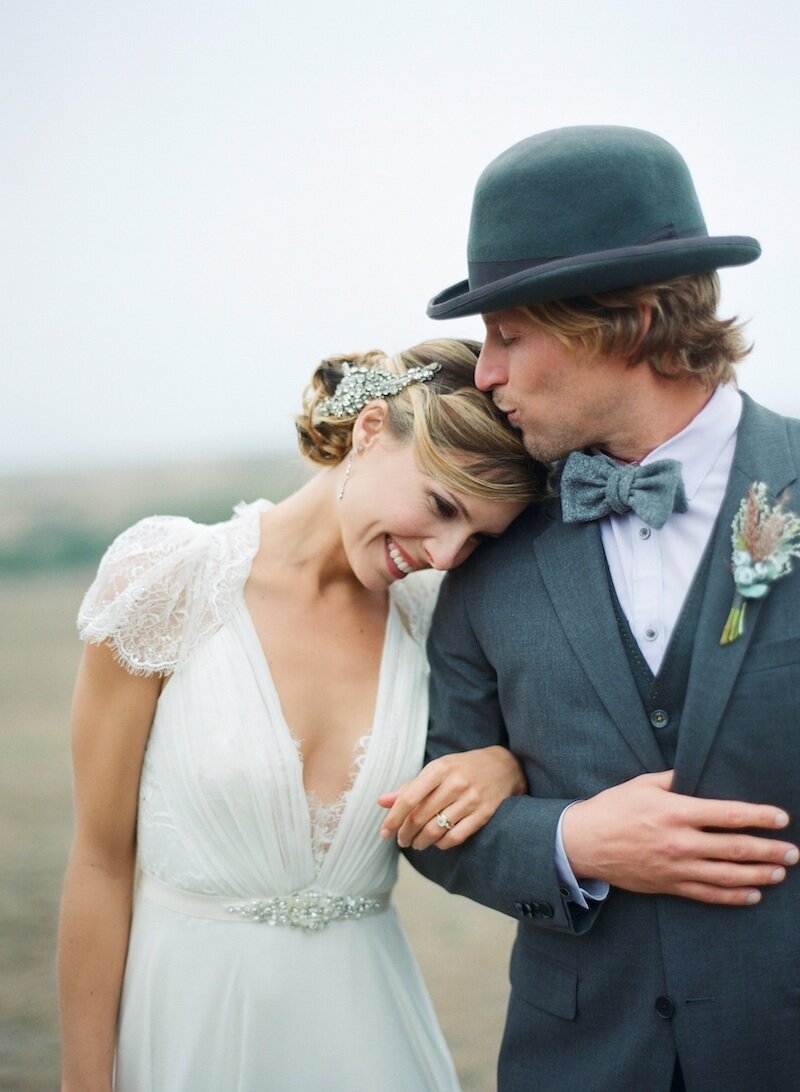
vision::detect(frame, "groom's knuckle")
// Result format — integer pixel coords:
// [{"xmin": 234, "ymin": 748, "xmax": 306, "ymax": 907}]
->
[
  {"xmin": 710, "ymin": 889, "xmax": 734, "ymax": 905},
  {"xmin": 723, "ymin": 805, "xmax": 746, "ymax": 827},
  {"xmin": 729, "ymin": 837, "xmax": 750, "ymax": 861},
  {"xmin": 662, "ymin": 835, "xmax": 685, "ymax": 860},
  {"xmin": 718, "ymin": 864, "xmax": 740, "ymax": 886}
]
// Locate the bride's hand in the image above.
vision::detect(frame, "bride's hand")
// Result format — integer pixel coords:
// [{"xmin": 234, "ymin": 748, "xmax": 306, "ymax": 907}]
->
[{"xmin": 377, "ymin": 746, "xmax": 526, "ymax": 850}]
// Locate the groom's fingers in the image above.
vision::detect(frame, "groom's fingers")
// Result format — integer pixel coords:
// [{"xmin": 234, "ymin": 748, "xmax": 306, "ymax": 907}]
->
[
  {"xmin": 692, "ymin": 830, "xmax": 799, "ymax": 868},
  {"xmin": 684, "ymin": 795, "xmax": 791, "ymax": 832},
  {"xmin": 678, "ymin": 854, "xmax": 790, "ymax": 890},
  {"xmin": 669, "ymin": 882, "xmax": 765, "ymax": 906},
  {"xmin": 562, "ymin": 774, "xmax": 799, "ymax": 900}
]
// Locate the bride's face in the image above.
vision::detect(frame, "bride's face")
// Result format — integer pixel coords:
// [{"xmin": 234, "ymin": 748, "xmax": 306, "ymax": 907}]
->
[{"xmin": 338, "ymin": 418, "xmax": 527, "ymax": 592}]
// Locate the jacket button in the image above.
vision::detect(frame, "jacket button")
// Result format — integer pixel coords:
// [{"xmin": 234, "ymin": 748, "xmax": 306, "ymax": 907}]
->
[
  {"xmin": 650, "ymin": 708, "xmax": 669, "ymax": 729},
  {"xmin": 535, "ymin": 902, "xmax": 554, "ymax": 919},
  {"xmin": 655, "ymin": 995, "xmax": 675, "ymax": 1019}
]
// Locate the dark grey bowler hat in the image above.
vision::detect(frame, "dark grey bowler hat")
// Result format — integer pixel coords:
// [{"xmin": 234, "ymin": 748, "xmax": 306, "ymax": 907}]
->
[{"xmin": 427, "ymin": 125, "xmax": 760, "ymax": 319}]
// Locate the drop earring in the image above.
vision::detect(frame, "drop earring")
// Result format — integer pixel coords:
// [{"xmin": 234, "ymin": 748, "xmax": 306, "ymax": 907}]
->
[{"xmin": 338, "ymin": 445, "xmax": 364, "ymax": 501}]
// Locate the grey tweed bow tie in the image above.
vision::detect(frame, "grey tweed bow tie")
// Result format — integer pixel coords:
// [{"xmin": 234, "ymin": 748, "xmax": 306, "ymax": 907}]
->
[{"xmin": 560, "ymin": 451, "xmax": 688, "ymax": 529}]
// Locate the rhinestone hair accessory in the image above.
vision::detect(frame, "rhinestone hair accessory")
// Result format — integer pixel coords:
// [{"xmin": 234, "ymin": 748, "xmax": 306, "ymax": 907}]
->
[{"xmin": 316, "ymin": 361, "xmax": 442, "ymax": 419}]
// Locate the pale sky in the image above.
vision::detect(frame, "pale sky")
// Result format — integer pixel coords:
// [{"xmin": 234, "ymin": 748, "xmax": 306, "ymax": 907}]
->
[{"xmin": 3, "ymin": 0, "xmax": 798, "ymax": 474}]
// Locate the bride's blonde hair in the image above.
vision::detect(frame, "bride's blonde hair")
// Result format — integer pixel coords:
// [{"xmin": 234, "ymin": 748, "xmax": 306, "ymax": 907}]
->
[{"xmin": 295, "ymin": 338, "xmax": 545, "ymax": 504}]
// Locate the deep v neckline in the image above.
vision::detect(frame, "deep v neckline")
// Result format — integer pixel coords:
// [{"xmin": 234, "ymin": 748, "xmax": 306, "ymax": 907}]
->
[
  {"xmin": 236, "ymin": 503, "xmax": 397, "ymax": 815},
  {"xmin": 235, "ymin": 592, "xmax": 396, "ymax": 875},
  {"xmin": 236, "ymin": 591, "xmax": 396, "ymax": 791}
]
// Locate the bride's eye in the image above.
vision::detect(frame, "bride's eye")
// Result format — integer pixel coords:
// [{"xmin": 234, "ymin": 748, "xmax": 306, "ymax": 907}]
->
[{"xmin": 430, "ymin": 493, "xmax": 456, "ymax": 518}]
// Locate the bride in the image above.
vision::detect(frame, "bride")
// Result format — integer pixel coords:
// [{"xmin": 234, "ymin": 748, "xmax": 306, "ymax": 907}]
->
[{"xmin": 58, "ymin": 338, "xmax": 544, "ymax": 1091}]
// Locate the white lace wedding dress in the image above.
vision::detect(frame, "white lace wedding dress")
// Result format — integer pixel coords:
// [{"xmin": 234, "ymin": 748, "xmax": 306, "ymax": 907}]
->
[{"xmin": 78, "ymin": 500, "xmax": 459, "ymax": 1092}]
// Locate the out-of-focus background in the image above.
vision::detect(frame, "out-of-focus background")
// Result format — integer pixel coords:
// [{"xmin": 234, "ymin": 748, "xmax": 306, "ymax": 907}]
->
[{"xmin": 2, "ymin": 1, "xmax": 799, "ymax": 1087}]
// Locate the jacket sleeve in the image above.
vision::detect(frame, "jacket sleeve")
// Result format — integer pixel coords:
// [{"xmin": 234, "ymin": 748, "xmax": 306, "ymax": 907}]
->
[{"xmin": 405, "ymin": 566, "xmax": 603, "ymax": 935}]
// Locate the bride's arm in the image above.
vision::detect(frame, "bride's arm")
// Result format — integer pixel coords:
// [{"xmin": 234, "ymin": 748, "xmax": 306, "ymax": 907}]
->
[
  {"xmin": 377, "ymin": 745, "xmax": 526, "ymax": 850},
  {"xmin": 58, "ymin": 644, "xmax": 160, "ymax": 1092}
]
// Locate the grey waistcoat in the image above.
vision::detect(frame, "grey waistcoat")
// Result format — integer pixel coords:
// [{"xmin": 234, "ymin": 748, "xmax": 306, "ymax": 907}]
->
[{"xmin": 609, "ymin": 546, "xmax": 713, "ymax": 768}]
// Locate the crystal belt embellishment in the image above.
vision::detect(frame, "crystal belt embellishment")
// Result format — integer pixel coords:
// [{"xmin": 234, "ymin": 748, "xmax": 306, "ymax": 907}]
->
[{"xmin": 225, "ymin": 889, "xmax": 387, "ymax": 931}]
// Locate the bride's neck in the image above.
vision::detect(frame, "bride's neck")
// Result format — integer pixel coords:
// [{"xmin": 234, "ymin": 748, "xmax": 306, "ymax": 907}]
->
[{"xmin": 258, "ymin": 472, "xmax": 359, "ymax": 594}]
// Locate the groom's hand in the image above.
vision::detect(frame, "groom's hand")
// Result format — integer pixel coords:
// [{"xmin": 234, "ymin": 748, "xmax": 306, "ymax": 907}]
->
[{"xmin": 561, "ymin": 770, "xmax": 799, "ymax": 905}]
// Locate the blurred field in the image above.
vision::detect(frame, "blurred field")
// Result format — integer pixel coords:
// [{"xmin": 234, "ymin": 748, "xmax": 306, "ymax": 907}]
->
[{"xmin": 0, "ymin": 465, "xmax": 514, "ymax": 1091}]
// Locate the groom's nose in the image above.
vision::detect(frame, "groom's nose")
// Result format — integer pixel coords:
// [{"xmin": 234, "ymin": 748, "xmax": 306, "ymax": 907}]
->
[{"xmin": 475, "ymin": 341, "xmax": 507, "ymax": 391}]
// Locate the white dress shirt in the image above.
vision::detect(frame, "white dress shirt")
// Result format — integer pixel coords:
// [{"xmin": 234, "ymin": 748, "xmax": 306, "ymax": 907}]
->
[
  {"xmin": 555, "ymin": 383, "xmax": 743, "ymax": 906},
  {"xmin": 600, "ymin": 382, "xmax": 743, "ymax": 673}
]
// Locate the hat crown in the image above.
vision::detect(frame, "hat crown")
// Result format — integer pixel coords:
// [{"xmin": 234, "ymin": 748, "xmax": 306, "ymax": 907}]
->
[
  {"xmin": 427, "ymin": 123, "xmax": 759, "ymax": 318},
  {"xmin": 468, "ymin": 125, "xmax": 707, "ymax": 264}
]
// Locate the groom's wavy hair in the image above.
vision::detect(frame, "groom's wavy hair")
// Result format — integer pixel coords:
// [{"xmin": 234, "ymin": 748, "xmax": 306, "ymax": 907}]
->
[
  {"xmin": 525, "ymin": 272, "xmax": 751, "ymax": 388},
  {"xmin": 296, "ymin": 338, "xmax": 546, "ymax": 503}
]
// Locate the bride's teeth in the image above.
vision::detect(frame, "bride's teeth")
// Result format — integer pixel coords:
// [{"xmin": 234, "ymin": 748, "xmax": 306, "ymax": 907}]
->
[{"xmin": 388, "ymin": 539, "xmax": 413, "ymax": 575}]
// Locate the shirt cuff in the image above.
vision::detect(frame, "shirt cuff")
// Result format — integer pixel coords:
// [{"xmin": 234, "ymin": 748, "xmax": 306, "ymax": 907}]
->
[{"xmin": 555, "ymin": 804, "xmax": 610, "ymax": 909}]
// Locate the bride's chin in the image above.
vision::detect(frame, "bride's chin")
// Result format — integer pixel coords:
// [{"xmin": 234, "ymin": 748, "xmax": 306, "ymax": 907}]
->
[{"xmin": 351, "ymin": 559, "xmax": 390, "ymax": 593}]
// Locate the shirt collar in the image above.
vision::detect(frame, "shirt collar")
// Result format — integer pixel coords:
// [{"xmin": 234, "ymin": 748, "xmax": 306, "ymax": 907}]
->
[{"xmin": 639, "ymin": 383, "xmax": 742, "ymax": 500}]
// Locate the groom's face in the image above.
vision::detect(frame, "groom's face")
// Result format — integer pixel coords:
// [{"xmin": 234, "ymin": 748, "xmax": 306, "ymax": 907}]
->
[{"xmin": 476, "ymin": 308, "xmax": 634, "ymax": 463}]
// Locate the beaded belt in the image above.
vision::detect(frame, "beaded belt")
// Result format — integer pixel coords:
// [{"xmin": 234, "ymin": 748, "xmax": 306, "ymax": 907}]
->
[{"xmin": 138, "ymin": 872, "xmax": 390, "ymax": 932}]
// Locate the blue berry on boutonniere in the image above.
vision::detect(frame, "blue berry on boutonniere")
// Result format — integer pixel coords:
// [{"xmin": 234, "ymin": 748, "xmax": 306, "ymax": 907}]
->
[{"xmin": 720, "ymin": 482, "xmax": 800, "ymax": 644}]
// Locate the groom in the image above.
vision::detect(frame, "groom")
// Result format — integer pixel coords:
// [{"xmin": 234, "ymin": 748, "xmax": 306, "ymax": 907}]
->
[{"xmin": 411, "ymin": 127, "xmax": 800, "ymax": 1090}]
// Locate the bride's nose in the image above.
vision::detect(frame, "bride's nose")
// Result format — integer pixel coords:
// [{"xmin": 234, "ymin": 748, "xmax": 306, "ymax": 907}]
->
[{"xmin": 424, "ymin": 531, "xmax": 472, "ymax": 572}]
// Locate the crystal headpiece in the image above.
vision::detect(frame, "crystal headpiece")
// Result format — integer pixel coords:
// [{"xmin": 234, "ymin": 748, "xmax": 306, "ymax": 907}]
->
[{"xmin": 316, "ymin": 361, "xmax": 442, "ymax": 419}]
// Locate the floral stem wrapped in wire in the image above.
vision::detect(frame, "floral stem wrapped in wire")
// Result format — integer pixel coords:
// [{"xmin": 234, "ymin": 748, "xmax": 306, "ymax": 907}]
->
[{"xmin": 720, "ymin": 482, "xmax": 800, "ymax": 645}]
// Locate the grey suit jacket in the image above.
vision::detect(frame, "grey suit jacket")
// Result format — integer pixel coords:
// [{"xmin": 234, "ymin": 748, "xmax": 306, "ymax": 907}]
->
[{"xmin": 411, "ymin": 395, "xmax": 800, "ymax": 1092}]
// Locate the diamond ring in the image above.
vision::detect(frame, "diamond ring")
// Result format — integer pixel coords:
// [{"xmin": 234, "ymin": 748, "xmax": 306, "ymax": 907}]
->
[{"xmin": 435, "ymin": 811, "xmax": 453, "ymax": 831}]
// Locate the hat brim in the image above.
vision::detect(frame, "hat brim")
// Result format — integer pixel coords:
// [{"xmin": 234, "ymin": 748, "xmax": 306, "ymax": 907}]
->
[{"xmin": 427, "ymin": 235, "xmax": 761, "ymax": 319}]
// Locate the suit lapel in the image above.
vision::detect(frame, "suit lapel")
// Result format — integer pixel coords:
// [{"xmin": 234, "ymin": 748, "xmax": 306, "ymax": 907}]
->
[
  {"xmin": 673, "ymin": 395, "xmax": 798, "ymax": 795},
  {"xmin": 533, "ymin": 502, "xmax": 665, "ymax": 771}
]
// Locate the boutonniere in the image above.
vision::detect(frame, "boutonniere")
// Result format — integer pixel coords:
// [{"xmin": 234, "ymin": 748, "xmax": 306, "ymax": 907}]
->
[{"xmin": 720, "ymin": 482, "xmax": 800, "ymax": 645}]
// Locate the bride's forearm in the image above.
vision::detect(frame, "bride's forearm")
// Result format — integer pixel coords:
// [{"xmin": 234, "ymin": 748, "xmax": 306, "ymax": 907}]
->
[{"xmin": 58, "ymin": 849, "xmax": 135, "ymax": 1092}]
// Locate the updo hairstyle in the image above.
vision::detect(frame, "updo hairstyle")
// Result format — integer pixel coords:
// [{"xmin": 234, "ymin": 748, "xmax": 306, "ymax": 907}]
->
[{"xmin": 295, "ymin": 338, "xmax": 546, "ymax": 504}]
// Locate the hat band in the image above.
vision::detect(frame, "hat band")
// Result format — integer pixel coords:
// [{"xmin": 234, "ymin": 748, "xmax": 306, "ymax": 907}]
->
[{"xmin": 467, "ymin": 225, "xmax": 708, "ymax": 291}]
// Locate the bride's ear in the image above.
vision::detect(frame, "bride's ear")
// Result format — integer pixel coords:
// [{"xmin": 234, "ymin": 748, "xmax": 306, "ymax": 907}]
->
[{"xmin": 352, "ymin": 400, "xmax": 390, "ymax": 451}]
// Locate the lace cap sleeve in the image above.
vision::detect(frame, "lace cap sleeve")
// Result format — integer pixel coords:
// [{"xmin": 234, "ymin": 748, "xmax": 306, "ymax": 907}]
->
[
  {"xmin": 391, "ymin": 568, "xmax": 445, "ymax": 647},
  {"xmin": 77, "ymin": 501, "xmax": 264, "ymax": 676}
]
